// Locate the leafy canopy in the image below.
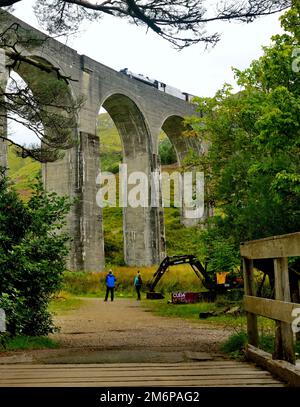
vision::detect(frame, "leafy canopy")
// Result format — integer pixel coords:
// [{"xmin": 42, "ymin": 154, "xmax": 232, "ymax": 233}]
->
[{"xmin": 185, "ymin": 3, "xmax": 300, "ymax": 270}]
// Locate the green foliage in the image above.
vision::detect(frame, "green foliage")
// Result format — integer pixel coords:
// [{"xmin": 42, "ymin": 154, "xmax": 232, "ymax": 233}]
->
[
  {"xmin": 164, "ymin": 208, "xmax": 206, "ymax": 258},
  {"xmin": 198, "ymin": 227, "xmax": 240, "ymax": 274},
  {"xmin": 0, "ymin": 291, "xmax": 28, "ymax": 335},
  {"xmin": 97, "ymin": 113, "xmax": 123, "ymax": 173},
  {"xmin": 100, "ymin": 152, "xmax": 122, "ymax": 174},
  {"xmin": 159, "ymin": 138, "xmax": 177, "ymax": 165},
  {"xmin": 221, "ymin": 331, "xmax": 300, "ymax": 359},
  {"xmin": 0, "ymin": 173, "xmax": 72, "ymax": 336},
  {"xmin": 7, "ymin": 145, "xmax": 41, "ymax": 200},
  {"xmin": 49, "ymin": 296, "xmax": 83, "ymax": 314},
  {"xmin": 145, "ymin": 300, "xmax": 218, "ymax": 318},
  {"xmin": 185, "ymin": 6, "xmax": 300, "ymax": 262},
  {"xmin": 220, "ymin": 331, "xmax": 248, "ymax": 356},
  {"xmin": 0, "ymin": 335, "xmax": 59, "ymax": 351}
]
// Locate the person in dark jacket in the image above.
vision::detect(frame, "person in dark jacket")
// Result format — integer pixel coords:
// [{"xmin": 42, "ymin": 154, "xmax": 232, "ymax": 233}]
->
[
  {"xmin": 134, "ymin": 271, "xmax": 143, "ymax": 300},
  {"xmin": 104, "ymin": 270, "xmax": 116, "ymax": 302}
]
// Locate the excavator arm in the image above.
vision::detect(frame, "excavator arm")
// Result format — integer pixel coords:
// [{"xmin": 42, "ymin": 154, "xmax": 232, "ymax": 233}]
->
[{"xmin": 147, "ymin": 255, "xmax": 216, "ymax": 293}]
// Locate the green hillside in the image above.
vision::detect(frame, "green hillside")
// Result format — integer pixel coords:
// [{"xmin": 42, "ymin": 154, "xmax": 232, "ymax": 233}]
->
[
  {"xmin": 7, "ymin": 146, "xmax": 41, "ymax": 200},
  {"xmin": 7, "ymin": 113, "xmax": 200, "ymax": 266},
  {"xmin": 97, "ymin": 113, "xmax": 177, "ymax": 172}
]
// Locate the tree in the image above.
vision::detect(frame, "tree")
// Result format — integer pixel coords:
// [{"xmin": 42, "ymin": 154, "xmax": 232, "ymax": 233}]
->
[
  {"xmin": 0, "ymin": 11, "xmax": 83, "ymax": 163},
  {"xmin": 0, "ymin": 171, "xmax": 72, "ymax": 335},
  {"xmin": 185, "ymin": 3, "xmax": 300, "ymax": 269},
  {"xmin": 1, "ymin": 0, "xmax": 292, "ymax": 49}
]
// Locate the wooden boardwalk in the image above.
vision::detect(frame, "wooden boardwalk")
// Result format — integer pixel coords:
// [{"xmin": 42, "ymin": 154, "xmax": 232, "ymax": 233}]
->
[{"xmin": 0, "ymin": 361, "xmax": 285, "ymax": 387}]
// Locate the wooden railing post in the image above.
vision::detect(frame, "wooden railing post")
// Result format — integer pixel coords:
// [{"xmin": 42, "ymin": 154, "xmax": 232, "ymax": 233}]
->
[
  {"xmin": 273, "ymin": 257, "xmax": 295, "ymax": 364},
  {"xmin": 243, "ymin": 257, "xmax": 258, "ymax": 347}
]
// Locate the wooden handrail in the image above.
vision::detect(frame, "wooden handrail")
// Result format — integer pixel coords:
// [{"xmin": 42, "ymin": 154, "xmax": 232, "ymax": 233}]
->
[{"xmin": 241, "ymin": 232, "xmax": 300, "ymax": 366}]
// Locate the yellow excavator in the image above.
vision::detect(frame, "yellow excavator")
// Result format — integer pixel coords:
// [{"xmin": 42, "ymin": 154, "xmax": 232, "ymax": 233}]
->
[{"xmin": 146, "ymin": 255, "xmax": 243, "ymax": 300}]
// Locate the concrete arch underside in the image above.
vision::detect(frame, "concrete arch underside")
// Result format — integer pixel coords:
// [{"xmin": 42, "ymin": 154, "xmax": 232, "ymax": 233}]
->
[
  {"xmin": 101, "ymin": 93, "xmax": 165, "ymax": 267},
  {"xmin": 161, "ymin": 115, "xmax": 205, "ymax": 227}
]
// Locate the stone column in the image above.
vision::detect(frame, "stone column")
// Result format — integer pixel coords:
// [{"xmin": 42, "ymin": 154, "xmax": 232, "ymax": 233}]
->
[
  {"xmin": 79, "ymin": 132, "xmax": 104, "ymax": 271},
  {"xmin": 122, "ymin": 152, "xmax": 166, "ymax": 266},
  {"xmin": 42, "ymin": 132, "xmax": 105, "ymax": 272},
  {"xmin": 42, "ymin": 142, "xmax": 83, "ymax": 270}
]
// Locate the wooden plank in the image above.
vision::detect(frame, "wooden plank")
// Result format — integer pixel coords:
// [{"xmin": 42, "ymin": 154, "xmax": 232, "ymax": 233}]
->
[
  {"xmin": 0, "ymin": 370, "xmax": 273, "ymax": 380},
  {"xmin": 0, "ymin": 366, "xmax": 268, "ymax": 374},
  {"xmin": 0, "ymin": 362, "xmax": 252, "ymax": 374},
  {"xmin": 0, "ymin": 376, "xmax": 282, "ymax": 385},
  {"xmin": 244, "ymin": 296, "xmax": 300, "ymax": 323},
  {"xmin": 0, "ymin": 361, "xmax": 284, "ymax": 387},
  {"xmin": 240, "ymin": 232, "xmax": 300, "ymax": 259},
  {"xmin": 273, "ymin": 258, "xmax": 295, "ymax": 364},
  {"xmin": 246, "ymin": 345, "xmax": 300, "ymax": 387},
  {"xmin": 0, "ymin": 371, "xmax": 270, "ymax": 384},
  {"xmin": 243, "ymin": 258, "xmax": 258, "ymax": 347},
  {"xmin": 0, "ymin": 362, "xmax": 248, "ymax": 370},
  {"xmin": 0, "ymin": 380, "xmax": 282, "ymax": 388},
  {"xmin": 0, "ymin": 380, "xmax": 284, "ymax": 388}
]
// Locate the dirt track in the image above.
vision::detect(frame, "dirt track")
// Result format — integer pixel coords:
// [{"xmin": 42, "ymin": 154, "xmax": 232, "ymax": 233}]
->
[
  {"xmin": 0, "ymin": 298, "xmax": 232, "ymax": 364},
  {"xmin": 50, "ymin": 298, "xmax": 230, "ymax": 355}
]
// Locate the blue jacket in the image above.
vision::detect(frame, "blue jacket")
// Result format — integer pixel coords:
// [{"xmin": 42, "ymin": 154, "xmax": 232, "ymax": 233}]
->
[
  {"xmin": 134, "ymin": 275, "xmax": 142, "ymax": 286},
  {"xmin": 106, "ymin": 273, "xmax": 116, "ymax": 288}
]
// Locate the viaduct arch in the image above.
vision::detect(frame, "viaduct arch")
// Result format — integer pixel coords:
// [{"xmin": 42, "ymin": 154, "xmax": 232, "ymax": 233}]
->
[{"xmin": 0, "ymin": 12, "xmax": 205, "ymax": 271}]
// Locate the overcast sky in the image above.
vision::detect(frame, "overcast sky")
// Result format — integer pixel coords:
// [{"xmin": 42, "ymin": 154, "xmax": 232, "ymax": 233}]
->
[{"xmin": 8, "ymin": 2, "xmax": 283, "ymax": 144}]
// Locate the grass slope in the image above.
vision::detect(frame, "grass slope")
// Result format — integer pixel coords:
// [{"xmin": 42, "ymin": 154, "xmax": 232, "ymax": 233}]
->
[{"xmin": 7, "ymin": 146, "xmax": 41, "ymax": 200}]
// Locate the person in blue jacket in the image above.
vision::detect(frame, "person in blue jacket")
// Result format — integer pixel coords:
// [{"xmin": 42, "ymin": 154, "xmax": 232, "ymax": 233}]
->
[
  {"xmin": 134, "ymin": 270, "xmax": 143, "ymax": 300},
  {"xmin": 104, "ymin": 270, "xmax": 116, "ymax": 302}
]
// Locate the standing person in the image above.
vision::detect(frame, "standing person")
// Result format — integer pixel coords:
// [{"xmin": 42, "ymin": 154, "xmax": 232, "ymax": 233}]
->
[
  {"xmin": 134, "ymin": 271, "xmax": 143, "ymax": 300},
  {"xmin": 104, "ymin": 269, "xmax": 116, "ymax": 302}
]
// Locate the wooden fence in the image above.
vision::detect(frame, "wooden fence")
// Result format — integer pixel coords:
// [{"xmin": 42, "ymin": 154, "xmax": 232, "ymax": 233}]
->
[{"xmin": 240, "ymin": 232, "xmax": 300, "ymax": 385}]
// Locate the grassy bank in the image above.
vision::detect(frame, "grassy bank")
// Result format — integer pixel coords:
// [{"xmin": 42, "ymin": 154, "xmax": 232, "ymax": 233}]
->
[
  {"xmin": 49, "ymin": 295, "xmax": 83, "ymax": 314},
  {"xmin": 62, "ymin": 265, "xmax": 209, "ymax": 297},
  {"xmin": 221, "ymin": 331, "xmax": 300, "ymax": 360},
  {"xmin": 0, "ymin": 336, "xmax": 59, "ymax": 352}
]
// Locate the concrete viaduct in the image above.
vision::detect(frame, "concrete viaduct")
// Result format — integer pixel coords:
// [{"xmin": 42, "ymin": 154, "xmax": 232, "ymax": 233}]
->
[{"xmin": 0, "ymin": 12, "xmax": 205, "ymax": 272}]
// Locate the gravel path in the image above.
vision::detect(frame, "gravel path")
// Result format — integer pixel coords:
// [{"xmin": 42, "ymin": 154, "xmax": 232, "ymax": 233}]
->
[
  {"xmin": 50, "ymin": 298, "xmax": 230, "ymax": 355},
  {"xmin": 0, "ymin": 298, "xmax": 233, "ymax": 364}
]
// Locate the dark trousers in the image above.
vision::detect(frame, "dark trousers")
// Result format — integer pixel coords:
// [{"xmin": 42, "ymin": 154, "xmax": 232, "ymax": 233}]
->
[
  {"xmin": 135, "ymin": 285, "xmax": 141, "ymax": 300},
  {"xmin": 105, "ymin": 287, "xmax": 114, "ymax": 301}
]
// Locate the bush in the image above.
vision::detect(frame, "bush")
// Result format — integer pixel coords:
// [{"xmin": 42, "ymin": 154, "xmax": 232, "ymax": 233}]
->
[
  {"xmin": 0, "ymin": 291, "xmax": 28, "ymax": 336},
  {"xmin": 220, "ymin": 331, "xmax": 248, "ymax": 356},
  {"xmin": 0, "ymin": 174, "xmax": 71, "ymax": 336}
]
